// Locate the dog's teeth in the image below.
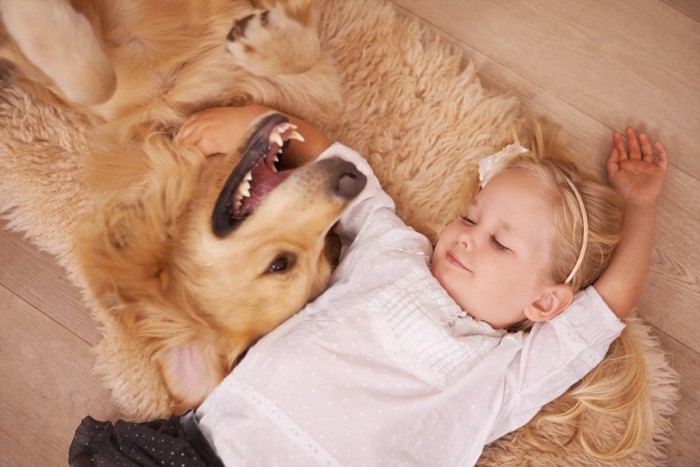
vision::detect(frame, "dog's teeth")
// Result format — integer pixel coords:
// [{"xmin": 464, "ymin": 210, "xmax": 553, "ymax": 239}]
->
[
  {"xmin": 270, "ymin": 132, "xmax": 284, "ymax": 147},
  {"xmin": 239, "ymin": 179, "xmax": 251, "ymax": 198},
  {"xmin": 289, "ymin": 131, "xmax": 305, "ymax": 142},
  {"xmin": 245, "ymin": 171, "xmax": 253, "ymax": 181}
]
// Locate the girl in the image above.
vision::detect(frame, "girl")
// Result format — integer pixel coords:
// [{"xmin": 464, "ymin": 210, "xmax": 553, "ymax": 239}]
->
[{"xmin": 72, "ymin": 106, "xmax": 668, "ymax": 466}]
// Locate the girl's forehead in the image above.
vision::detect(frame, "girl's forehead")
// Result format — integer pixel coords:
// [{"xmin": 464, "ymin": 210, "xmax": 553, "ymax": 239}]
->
[
  {"xmin": 472, "ymin": 171, "xmax": 556, "ymax": 236},
  {"xmin": 475, "ymin": 169, "xmax": 550, "ymax": 206}
]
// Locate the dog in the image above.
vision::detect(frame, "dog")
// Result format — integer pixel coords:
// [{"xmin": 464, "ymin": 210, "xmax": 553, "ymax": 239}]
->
[
  {"xmin": 0, "ymin": 0, "xmax": 349, "ymax": 419},
  {"xmin": 75, "ymin": 112, "xmax": 366, "ymax": 419}
]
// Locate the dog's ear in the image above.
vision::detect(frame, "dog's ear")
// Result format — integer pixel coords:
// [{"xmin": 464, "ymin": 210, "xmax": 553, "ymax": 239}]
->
[
  {"xmin": 74, "ymin": 172, "xmax": 197, "ymax": 308},
  {"xmin": 156, "ymin": 339, "xmax": 246, "ymax": 412},
  {"xmin": 75, "ymin": 136, "xmax": 204, "ymax": 308}
]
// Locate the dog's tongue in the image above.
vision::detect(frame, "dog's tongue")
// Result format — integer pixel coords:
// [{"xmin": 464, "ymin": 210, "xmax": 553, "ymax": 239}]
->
[{"xmin": 240, "ymin": 163, "xmax": 295, "ymax": 214}]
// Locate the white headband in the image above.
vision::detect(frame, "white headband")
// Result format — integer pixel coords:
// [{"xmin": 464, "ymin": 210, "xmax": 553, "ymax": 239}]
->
[{"xmin": 477, "ymin": 143, "xmax": 589, "ymax": 284}]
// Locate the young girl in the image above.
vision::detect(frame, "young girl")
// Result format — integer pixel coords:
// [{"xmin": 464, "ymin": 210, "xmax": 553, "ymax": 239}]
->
[{"xmin": 72, "ymin": 106, "xmax": 668, "ymax": 466}]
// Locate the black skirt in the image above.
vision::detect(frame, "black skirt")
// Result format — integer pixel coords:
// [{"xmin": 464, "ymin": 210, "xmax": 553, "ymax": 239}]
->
[{"xmin": 69, "ymin": 412, "xmax": 224, "ymax": 467}]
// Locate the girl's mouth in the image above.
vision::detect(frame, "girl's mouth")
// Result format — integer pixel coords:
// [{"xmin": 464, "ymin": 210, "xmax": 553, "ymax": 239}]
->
[{"xmin": 446, "ymin": 250, "xmax": 471, "ymax": 272}]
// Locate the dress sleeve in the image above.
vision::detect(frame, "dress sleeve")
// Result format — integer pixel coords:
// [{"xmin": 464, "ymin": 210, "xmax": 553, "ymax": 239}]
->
[{"xmin": 488, "ymin": 286, "xmax": 625, "ymax": 442}]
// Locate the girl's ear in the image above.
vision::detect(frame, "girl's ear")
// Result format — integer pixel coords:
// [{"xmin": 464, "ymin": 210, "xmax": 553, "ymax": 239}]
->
[{"xmin": 524, "ymin": 285, "xmax": 575, "ymax": 322}]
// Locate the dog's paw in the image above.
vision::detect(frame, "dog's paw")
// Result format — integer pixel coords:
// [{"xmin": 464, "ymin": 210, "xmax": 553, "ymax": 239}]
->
[{"xmin": 225, "ymin": 5, "xmax": 320, "ymax": 76}]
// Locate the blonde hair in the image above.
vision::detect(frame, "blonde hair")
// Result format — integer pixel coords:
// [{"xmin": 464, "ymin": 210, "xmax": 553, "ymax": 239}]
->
[
  {"xmin": 486, "ymin": 123, "xmax": 654, "ymax": 459},
  {"xmin": 520, "ymin": 326, "xmax": 654, "ymax": 460},
  {"xmin": 504, "ymin": 153, "xmax": 623, "ymax": 292}
]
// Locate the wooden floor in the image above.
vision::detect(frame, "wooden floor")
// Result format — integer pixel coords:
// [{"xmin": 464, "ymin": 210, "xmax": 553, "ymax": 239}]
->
[{"xmin": 2, "ymin": 0, "xmax": 699, "ymax": 465}]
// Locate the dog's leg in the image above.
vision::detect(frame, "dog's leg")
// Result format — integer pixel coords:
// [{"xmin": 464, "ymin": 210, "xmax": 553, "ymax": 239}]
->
[
  {"xmin": 225, "ymin": 2, "xmax": 320, "ymax": 76},
  {"xmin": 0, "ymin": 0, "xmax": 116, "ymax": 105}
]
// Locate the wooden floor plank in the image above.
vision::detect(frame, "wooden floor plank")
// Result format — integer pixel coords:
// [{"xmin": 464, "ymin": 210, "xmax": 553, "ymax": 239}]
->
[
  {"xmin": 0, "ymin": 224, "xmax": 101, "ymax": 346},
  {"xmin": 662, "ymin": 0, "xmax": 700, "ymax": 22},
  {"xmin": 391, "ymin": 0, "xmax": 700, "ymax": 177},
  {"xmin": 0, "ymin": 284, "xmax": 117, "ymax": 467},
  {"xmin": 655, "ymin": 330, "xmax": 700, "ymax": 464}
]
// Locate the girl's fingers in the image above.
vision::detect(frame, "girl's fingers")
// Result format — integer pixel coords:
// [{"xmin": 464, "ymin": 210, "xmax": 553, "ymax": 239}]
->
[
  {"xmin": 612, "ymin": 130, "xmax": 627, "ymax": 159},
  {"xmin": 654, "ymin": 141, "xmax": 669, "ymax": 170},
  {"xmin": 626, "ymin": 127, "xmax": 642, "ymax": 159},
  {"xmin": 606, "ymin": 150, "xmax": 620, "ymax": 178},
  {"xmin": 176, "ymin": 123, "xmax": 194, "ymax": 144},
  {"xmin": 639, "ymin": 132, "xmax": 654, "ymax": 162},
  {"xmin": 176, "ymin": 112, "xmax": 212, "ymax": 143},
  {"xmin": 607, "ymin": 133, "xmax": 622, "ymax": 177},
  {"xmin": 177, "ymin": 114, "xmax": 205, "ymax": 143}
]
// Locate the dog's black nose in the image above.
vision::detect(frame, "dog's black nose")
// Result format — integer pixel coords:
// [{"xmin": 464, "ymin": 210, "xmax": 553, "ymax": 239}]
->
[
  {"xmin": 333, "ymin": 161, "xmax": 367, "ymax": 199},
  {"xmin": 336, "ymin": 171, "xmax": 364, "ymax": 198}
]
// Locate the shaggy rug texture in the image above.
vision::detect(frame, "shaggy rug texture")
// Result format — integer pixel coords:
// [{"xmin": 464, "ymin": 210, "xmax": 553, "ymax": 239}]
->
[{"xmin": 0, "ymin": 0, "xmax": 680, "ymax": 464}]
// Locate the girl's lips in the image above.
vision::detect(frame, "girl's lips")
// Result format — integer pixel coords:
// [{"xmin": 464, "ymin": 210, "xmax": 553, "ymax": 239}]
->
[{"xmin": 446, "ymin": 250, "xmax": 471, "ymax": 271}]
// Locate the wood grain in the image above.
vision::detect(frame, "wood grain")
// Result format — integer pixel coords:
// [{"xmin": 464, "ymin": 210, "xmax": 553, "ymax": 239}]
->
[
  {"xmin": 0, "ymin": 284, "xmax": 117, "ymax": 467},
  {"xmin": 655, "ymin": 330, "xmax": 700, "ymax": 465},
  {"xmin": 392, "ymin": 0, "xmax": 700, "ymax": 177},
  {"xmin": 0, "ymin": 226, "xmax": 101, "ymax": 346}
]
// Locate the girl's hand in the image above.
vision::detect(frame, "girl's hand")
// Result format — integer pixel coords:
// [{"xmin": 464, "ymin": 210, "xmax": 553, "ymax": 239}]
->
[
  {"xmin": 606, "ymin": 127, "xmax": 669, "ymax": 207},
  {"xmin": 177, "ymin": 105, "xmax": 270, "ymax": 156}
]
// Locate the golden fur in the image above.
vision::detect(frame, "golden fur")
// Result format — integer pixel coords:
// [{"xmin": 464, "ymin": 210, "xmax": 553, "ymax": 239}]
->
[
  {"xmin": 74, "ymin": 116, "xmax": 363, "ymax": 418},
  {"xmin": 0, "ymin": 0, "xmax": 346, "ymax": 419},
  {"xmin": 0, "ymin": 0, "xmax": 339, "ymax": 136}
]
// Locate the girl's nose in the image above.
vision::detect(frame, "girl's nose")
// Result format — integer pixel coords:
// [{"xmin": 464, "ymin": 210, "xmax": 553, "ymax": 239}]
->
[{"xmin": 457, "ymin": 226, "xmax": 475, "ymax": 251}]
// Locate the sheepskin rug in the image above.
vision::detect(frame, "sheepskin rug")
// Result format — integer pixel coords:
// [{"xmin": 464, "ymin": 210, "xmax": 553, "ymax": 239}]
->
[{"xmin": 0, "ymin": 0, "xmax": 679, "ymax": 464}]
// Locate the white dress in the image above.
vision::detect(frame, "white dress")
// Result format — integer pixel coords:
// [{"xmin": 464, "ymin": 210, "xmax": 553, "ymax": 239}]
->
[{"xmin": 196, "ymin": 143, "xmax": 624, "ymax": 466}]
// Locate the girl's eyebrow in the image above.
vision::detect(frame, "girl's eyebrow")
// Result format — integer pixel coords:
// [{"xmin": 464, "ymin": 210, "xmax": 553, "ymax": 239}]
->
[
  {"xmin": 469, "ymin": 197, "xmax": 516, "ymax": 234},
  {"xmin": 499, "ymin": 220, "xmax": 513, "ymax": 233},
  {"xmin": 467, "ymin": 198, "xmax": 479, "ymax": 210}
]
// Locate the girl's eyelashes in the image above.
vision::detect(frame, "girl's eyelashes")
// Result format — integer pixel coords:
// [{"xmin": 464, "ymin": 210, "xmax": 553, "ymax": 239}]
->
[
  {"xmin": 491, "ymin": 236, "xmax": 510, "ymax": 252},
  {"xmin": 460, "ymin": 216, "xmax": 510, "ymax": 252},
  {"xmin": 460, "ymin": 215, "xmax": 475, "ymax": 225}
]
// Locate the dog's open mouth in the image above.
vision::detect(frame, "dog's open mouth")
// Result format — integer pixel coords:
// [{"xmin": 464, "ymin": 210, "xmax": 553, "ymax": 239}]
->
[{"xmin": 212, "ymin": 113, "xmax": 304, "ymax": 237}]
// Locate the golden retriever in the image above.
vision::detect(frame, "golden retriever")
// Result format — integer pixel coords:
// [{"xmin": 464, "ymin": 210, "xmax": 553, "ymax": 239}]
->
[
  {"xmin": 74, "ymin": 113, "xmax": 366, "ymax": 419},
  {"xmin": 0, "ymin": 0, "xmax": 348, "ymax": 419}
]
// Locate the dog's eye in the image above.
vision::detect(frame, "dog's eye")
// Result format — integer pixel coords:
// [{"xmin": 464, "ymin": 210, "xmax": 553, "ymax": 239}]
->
[{"xmin": 266, "ymin": 254, "xmax": 296, "ymax": 274}]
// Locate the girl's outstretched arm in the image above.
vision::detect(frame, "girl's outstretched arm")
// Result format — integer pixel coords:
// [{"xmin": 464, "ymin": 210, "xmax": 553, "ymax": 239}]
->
[
  {"xmin": 176, "ymin": 105, "xmax": 331, "ymax": 167},
  {"xmin": 595, "ymin": 127, "xmax": 669, "ymax": 318}
]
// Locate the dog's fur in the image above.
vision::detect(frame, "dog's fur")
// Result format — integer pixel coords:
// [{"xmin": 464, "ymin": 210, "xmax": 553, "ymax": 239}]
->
[
  {"xmin": 0, "ymin": 0, "xmax": 340, "ymax": 136},
  {"xmin": 74, "ymin": 114, "xmax": 365, "ymax": 419},
  {"xmin": 0, "ymin": 0, "xmax": 348, "ymax": 419}
]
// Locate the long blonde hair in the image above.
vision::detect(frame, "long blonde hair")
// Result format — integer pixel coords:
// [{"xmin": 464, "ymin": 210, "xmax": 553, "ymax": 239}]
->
[{"xmin": 498, "ymin": 122, "xmax": 654, "ymax": 459}]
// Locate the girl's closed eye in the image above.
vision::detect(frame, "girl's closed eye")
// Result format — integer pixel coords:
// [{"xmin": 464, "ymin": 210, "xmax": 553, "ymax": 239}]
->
[
  {"xmin": 460, "ymin": 215, "xmax": 476, "ymax": 225},
  {"xmin": 491, "ymin": 236, "xmax": 510, "ymax": 251},
  {"xmin": 460, "ymin": 214, "xmax": 510, "ymax": 251}
]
